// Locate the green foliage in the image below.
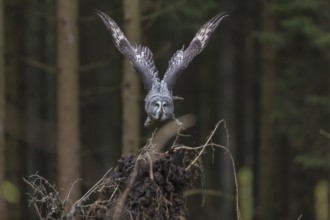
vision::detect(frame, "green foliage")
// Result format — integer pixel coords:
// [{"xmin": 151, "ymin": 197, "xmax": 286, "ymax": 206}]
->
[
  {"xmin": 306, "ymin": 95, "xmax": 330, "ymax": 105},
  {"xmin": 153, "ymin": 0, "xmax": 220, "ymax": 33},
  {"xmin": 272, "ymin": 0, "xmax": 322, "ymax": 14},
  {"xmin": 281, "ymin": 16, "xmax": 330, "ymax": 49},
  {"xmin": 147, "ymin": 0, "xmax": 221, "ymax": 71},
  {"xmin": 255, "ymin": 0, "xmax": 330, "ymax": 50},
  {"xmin": 238, "ymin": 167, "xmax": 253, "ymax": 220},
  {"xmin": 255, "ymin": 0, "xmax": 330, "ymax": 51},
  {"xmin": 253, "ymin": 31, "xmax": 284, "ymax": 47},
  {"xmin": 256, "ymin": 0, "xmax": 330, "ymax": 171},
  {"xmin": 314, "ymin": 180, "xmax": 329, "ymax": 220},
  {"xmin": 1, "ymin": 181, "xmax": 20, "ymax": 204},
  {"xmin": 296, "ymin": 153, "xmax": 330, "ymax": 169}
]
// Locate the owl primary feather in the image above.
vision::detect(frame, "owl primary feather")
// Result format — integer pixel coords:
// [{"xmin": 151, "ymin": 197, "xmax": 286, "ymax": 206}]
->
[{"xmin": 96, "ymin": 10, "xmax": 227, "ymax": 127}]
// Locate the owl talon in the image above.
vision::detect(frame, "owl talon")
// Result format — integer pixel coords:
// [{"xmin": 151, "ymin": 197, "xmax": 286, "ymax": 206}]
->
[{"xmin": 144, "ymin": 117, "xmax": 153, "ymax": 127}]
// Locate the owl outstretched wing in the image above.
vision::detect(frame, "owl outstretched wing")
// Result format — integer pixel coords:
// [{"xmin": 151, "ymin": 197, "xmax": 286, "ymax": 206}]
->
[
  {"xmin": 95, "ymin": 10, "xmax": 159, "ymax": 91},
  {"xmin": 163, "ymin": 12, "xmax": 228, "ymax": 90}
]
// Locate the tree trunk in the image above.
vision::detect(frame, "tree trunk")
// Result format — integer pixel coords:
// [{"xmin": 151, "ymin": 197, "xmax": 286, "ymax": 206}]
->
[
  {"xmin": 257, "ymin": 1, "xmax": 276, "ymax": 219},
  {"xmin": 122, "ymin": 0, "xmax": 141, "ymax": 154},
  {"xmin": 24, "ymin": 0, "xmax": 45, "ymax": 183},
  {"xmin": 56, "ymin": 0, "xmax": 81, "ymax": 205},
  {"xmin": 4, "ymin": 1, "xmax": 23, "ymax": 218},
  {"xmin": 216, "ymin": 1, "xmax": 236, "ymax": 218},
  {"xmin": 43, "ymin": 0, "xmax": 56, "ymax": 179},
  {"xmin": 0, "ymin": 0, "xmax": 5, "ymax": 217}
]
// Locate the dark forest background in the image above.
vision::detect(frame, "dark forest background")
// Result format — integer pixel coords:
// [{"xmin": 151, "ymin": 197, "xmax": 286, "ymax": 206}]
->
[{"xmin": 0, "ymin": 0, "xmax": 329, "ymax": 219}]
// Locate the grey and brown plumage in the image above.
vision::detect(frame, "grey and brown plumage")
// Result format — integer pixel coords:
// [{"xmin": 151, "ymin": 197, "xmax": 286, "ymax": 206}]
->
[{"xmin": 95, "ymin": 10, "xmax": 228, "ymax": 126}]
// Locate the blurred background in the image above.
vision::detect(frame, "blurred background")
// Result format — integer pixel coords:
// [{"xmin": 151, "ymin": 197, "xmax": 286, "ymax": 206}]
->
[{"xmin": 0, "ymin": 0, "xmax": 329, "ymax": 219}]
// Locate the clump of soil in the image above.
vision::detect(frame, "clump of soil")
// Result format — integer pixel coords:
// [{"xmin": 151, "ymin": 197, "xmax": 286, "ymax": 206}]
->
[
  {"xmin": 25, "ymin": 147, "xmax": 202, "ymax": 220},
  {"xmin": 25, "ymin": 121, "xmax": 233, "ymax": 220},
  {"xmin": 87, "ymin": 150, "xmax": 201, "ymax": 220}
]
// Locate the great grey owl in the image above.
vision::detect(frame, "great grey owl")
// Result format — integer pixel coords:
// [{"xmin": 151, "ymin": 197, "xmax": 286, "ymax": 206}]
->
[{"xmin": 96, "ymin": 10, "xmax": 227, "ymax": 127}]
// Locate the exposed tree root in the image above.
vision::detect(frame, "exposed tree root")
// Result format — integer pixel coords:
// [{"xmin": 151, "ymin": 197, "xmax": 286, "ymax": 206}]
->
[{"xmin": 24, "ymin": 120, "xmax": 240, "ymax": 220}]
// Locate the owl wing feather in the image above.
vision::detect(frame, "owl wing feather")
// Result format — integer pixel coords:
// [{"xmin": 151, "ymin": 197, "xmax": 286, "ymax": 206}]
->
[
  {"xmin": 95, "ymin": 10, "xmax": 159, "ymax": 91},
  {"xmin": 163, "ymin": 12, "xmax": 228, "ymax": 90}
]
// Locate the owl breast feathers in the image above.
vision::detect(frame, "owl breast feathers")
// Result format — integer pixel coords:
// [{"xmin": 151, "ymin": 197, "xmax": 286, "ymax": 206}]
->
[{"xmin": 96, "ymin": 10, "xmax": 228, "ymax": 127}]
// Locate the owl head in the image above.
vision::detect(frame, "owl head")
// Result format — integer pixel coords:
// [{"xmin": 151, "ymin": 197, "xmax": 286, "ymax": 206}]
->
[{"xmin": 145, "ymin": 95, "xmax": 174, "ymax": 122}]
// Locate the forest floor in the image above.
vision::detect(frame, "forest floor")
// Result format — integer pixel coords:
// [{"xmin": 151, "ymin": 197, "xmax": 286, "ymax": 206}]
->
[{"xmin": 24, "ymin": 120, "xmax": 238, "ymax": 220}]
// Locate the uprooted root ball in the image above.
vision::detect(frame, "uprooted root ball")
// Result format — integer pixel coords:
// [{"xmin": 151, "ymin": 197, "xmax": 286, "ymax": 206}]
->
[
  {"xmin": 87, "ymin": 152, "xmax": 201, "ymax": 220},
  {"xmin": 25, "ymin": 121, "xmax": 233, "ymax": 220}
]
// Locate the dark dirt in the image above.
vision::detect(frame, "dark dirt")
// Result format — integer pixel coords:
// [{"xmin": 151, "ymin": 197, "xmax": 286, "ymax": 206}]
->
[
  {"xmin": 87, "ymin": 151, "xmax": 201, "ymax": 220},
  {"xmin": 25, "ymin": 121, "xmax": 231, "ymax": 220},
  {"xmin": 25, "ymin": 147, "xmax": 203, "ymax": 220}
]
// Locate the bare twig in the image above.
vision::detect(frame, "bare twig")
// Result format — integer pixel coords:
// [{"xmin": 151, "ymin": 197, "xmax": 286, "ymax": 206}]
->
[
  {"xmin": 320, "ymin": 129, "xmax": 330, "ymax": 138},
  {"xmin": 173, "ymin": 119, "xmax": 241, "ymax": 220},
  {"xmin": 66, "ymin": 168, "xmax": 113, "ymax": 218},
  {"xmin": 32, "ymin": 203, "xmax": 43, "ymax": 220},
  {"xmin": 77, "ymin": 168, "xmax": 112, "ymax": 204},
  {"xmin": 146, "ymin": 152, "xmax": 154, "ymax": 180},
  {"xmin": 184, "ymin": 188, "xmax": 234, "ymax": 200},
  {"xmin": 63, "ymin": 179, "xmax": 81, "ymax": 209},
  {"xmin": 78, "ymin": 59, "xmax": 111, "ymax": 72},
  {"xmin": 23, "ymin": 174, "xmax": 64, "ymax": 220},
  {"xmin": 23, "ymin": 177, "xmax": 46, "ymax": 198},
  {"xmin": 108, "ymin": 185, "xmax": 119, "ymax": 202},
  {"xmin": 22, "ymin": 57, "xmax": 56, "ymax": 73},
  {"xmin": 185, "ymin": 119, "xmax": 224, "ymax": 170}
]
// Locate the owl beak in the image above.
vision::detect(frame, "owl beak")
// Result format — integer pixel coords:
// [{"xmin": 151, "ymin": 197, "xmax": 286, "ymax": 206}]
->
[
  {"xmin": 158, "ymin": 106, "xmax": 164, "ymax": 120},
  {"xmin": 155, "ymin": 101, "xmax": 163, "ymax": 120}
]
